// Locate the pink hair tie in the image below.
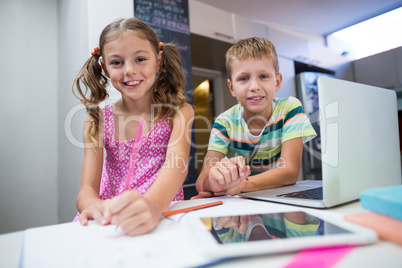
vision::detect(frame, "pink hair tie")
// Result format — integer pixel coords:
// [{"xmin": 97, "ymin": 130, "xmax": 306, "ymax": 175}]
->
[
  {"xmin": 158, "ymin": 42, "xmax": 164, "ymax": 50},
  {"xmin": 91, "ymin": 47, "xmax": 100, "ymax": 56}
]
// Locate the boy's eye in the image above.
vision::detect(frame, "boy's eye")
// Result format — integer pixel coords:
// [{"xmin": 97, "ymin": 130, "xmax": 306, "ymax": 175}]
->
[
  {"xmin": 260, "ymin": 74, "xmax": 268, "ymax": 79},
  {"xmin": 239, "ymin": 77, "xmax": 248, "ymax": 81}
]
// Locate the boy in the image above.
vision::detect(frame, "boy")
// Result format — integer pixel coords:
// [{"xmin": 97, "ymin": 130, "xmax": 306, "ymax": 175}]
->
[{"xmin": 194, "ymin": 37, "xmax": 317, "ymax": 198}]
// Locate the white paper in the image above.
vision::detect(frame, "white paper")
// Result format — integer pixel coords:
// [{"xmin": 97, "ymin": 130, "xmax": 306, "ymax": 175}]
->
[{"xmin": 20, "ymin": 196, "xmax": 341, "ymax": 268}]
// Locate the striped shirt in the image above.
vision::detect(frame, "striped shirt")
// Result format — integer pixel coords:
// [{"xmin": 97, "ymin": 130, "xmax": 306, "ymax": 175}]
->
[{"xmin": 208, "ymin": 97, "xmax": 317, "ymax": 175}]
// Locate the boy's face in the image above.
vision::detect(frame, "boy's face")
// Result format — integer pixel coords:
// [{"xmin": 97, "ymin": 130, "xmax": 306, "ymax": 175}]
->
[{"xmin": 227, "ymin": 57, "xmax": 282, "ymax": 121}]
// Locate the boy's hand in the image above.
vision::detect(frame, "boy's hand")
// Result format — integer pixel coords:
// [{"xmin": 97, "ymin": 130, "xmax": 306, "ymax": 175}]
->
[
  {"xmin": 105, "ymin": 190, "xmax": 161, "ymax": 236},
  {"xmin": 208, "ymin": 156, "xmax": 250, "ymax": 193},
  {"xmin": 214, "ymin": 215, "xmax": 251, "ymax": 234}
]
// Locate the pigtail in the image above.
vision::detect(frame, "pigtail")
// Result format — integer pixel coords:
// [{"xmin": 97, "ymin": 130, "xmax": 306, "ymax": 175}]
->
[
  {"xmin": 153, "ymin": 43, "xmax": 186, "ymax": 121},
  {"xmin": 72, "ymin": 53, "xmax": 109, "ymax": 145}
]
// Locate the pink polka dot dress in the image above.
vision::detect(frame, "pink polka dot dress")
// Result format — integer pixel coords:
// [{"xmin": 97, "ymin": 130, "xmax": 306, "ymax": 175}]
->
[{"xmin": 73, "ymin": 104, "xmax": 184, "ymax": 221}]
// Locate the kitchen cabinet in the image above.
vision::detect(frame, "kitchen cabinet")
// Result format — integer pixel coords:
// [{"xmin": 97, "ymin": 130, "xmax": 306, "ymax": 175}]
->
[
  {"xmin": 308, "ymin": 41, "xmax": 349, "ymax": 70},
  {"xmin": 267, "ymin": 27, "xmax": 309, "ymax": 63},
  {"xmin": 189, "ymin": 0, "xmax": 234, "ymax": 43},
  {"xmin": 354, "ymin": 46, "xmax": 402, "ymax": 89},
  {"xmin": 232, "ymin": 13, "xmax": 268, "ymax": 41}
]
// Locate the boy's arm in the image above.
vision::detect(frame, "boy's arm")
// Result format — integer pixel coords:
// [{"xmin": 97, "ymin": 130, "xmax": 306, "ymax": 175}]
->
[{"xmin": 225, "ymin": 137, "xmax": 304, "ymax": 195}]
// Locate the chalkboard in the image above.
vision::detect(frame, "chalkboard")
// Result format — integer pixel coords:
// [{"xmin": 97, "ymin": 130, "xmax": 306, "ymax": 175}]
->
[
  {"xmin": 134, "ymin": 0, "xmax": 190, "ymax": 32},
  {"xmin": 134, "ymin": 0, "xmax": 197, "ymax": 196}
]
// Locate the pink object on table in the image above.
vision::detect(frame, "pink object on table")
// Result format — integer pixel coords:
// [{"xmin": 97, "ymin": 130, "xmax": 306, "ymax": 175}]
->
[{"xmin": 283, "ymin": 246, "xmax": 355, "ymax": 268}]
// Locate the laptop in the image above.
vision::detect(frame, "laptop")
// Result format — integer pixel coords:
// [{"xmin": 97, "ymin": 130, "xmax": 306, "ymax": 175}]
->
[{"xmin": 240, "ymin": 76, "xmax": 402, "ymax": 208}]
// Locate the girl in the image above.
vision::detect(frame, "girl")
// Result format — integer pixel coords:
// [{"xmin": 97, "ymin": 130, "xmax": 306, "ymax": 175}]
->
[{"xmin": 72, "ymin": 18, "xmax": 194, "ymax": 236}]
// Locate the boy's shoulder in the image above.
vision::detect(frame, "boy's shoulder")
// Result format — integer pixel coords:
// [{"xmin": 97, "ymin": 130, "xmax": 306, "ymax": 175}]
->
[
  {"xmin": 221, "ymin": 103, "xmax": 242, "ymax": 114},
  {"xmin": 214, "ymin": 104, "xmax": 243, "ymax": 128},
  {"xmin": 274, "ymin": 96, "xmax": 301, "ymax": 105},
  {"xmin": 273, "ymin": 96, "xmax": 303, "ymax": 111},
  {"xmin": 217, "ymin": 103, "xmax": 242, "ymax": 119}
]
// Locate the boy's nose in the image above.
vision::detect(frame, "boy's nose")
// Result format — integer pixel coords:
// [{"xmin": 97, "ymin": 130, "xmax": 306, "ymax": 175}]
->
[{"xmin": 249, "ymin": 78, "xmax": 260, "ymax": 91}]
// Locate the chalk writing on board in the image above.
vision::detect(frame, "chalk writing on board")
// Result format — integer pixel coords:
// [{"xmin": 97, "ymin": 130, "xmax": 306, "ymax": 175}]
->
[{"xmin": 135, "ymin": 0, "xmax": 189, "ymax": 33}]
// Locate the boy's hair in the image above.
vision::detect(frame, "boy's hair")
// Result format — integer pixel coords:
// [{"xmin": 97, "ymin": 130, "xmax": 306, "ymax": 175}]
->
[
  {"xmin": 225, "ymin": 37, "xmax": 279, "ymax": 80},
  {"xmin": 73, "ymin": 18, "xmax": 186, "ymax": 144}
]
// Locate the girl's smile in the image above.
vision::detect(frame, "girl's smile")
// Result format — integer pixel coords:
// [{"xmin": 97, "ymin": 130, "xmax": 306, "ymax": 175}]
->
[{"xmin": 124, "ymin": 80, "xmax": 141, "ymax": 87}]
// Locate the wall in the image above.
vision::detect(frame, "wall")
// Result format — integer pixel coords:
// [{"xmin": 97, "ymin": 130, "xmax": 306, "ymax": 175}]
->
[
  {"xmin": 57, "ymin": 0, "xmax": 89, "ymax": 224},
  {"xmin": 0, "ymin": 0, "xmax": 59, "ymax": 233}
]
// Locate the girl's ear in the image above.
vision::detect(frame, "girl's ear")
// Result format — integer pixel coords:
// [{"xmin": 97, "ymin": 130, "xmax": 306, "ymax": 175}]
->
[
  {"xmin": 156, "ymin": 50, "xmax": 163, "ymax": 72},
  {"xmin": 100, "ymin": 59, "xmax": 109, "ymax": 77},
  {"xmin": 227, "ymin": 79, "xmax": 236, "ymax": 97}
]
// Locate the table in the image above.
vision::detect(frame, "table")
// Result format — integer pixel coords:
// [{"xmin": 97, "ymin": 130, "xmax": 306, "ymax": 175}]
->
[{"xmin": 1, "ymin": 197, "xmax": 401, "ymax": 268}]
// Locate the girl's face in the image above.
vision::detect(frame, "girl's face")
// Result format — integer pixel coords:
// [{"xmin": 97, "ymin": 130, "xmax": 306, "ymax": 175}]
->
[
  {"xmin": 102, "ymin": 32, "xmax": 161, "ymax": 104},
  {"xmin": 227, "ymin": 57, "xmax": 282, "ymax": 121}
]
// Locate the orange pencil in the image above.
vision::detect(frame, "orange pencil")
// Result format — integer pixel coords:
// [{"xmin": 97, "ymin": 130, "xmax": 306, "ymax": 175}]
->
[{"xmin": 163, "ymin": 201, "xmax": 224, "ymax": 217}]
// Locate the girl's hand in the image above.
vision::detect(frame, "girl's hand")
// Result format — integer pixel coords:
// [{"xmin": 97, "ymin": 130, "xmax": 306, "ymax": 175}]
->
[
  {"xmin": 106, "ymin": 190, "xmax": 161, "ymax": 236},
  {"xmin": 78, "ymin": 199, "xmax": 112, "ymax": 226}
]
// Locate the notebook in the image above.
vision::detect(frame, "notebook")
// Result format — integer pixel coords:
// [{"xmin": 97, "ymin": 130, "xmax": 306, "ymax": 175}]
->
[{"xmin": 240, "ymin": 76, "xmax": 402, "ymax": 208}]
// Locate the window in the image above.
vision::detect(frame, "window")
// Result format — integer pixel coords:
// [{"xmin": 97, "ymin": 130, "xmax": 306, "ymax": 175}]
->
[{"xmin": 327, "ymin": 7, "xmax": 402, "ymax": 60}]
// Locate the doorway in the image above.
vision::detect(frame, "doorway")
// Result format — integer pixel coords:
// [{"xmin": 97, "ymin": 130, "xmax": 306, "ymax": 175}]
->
[{"xmin": 191, "ymin": 67, "xmax": 224, "ymax": 175}]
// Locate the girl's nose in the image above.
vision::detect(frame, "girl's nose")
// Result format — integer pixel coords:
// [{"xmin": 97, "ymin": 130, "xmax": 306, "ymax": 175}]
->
[{"xmin": 124, "ymin": 62, "xmax": 136, "ymax": 75}]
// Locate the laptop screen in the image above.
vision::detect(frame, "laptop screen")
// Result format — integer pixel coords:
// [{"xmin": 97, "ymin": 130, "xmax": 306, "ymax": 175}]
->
[{"xmin": 316, "ymin": 76, "xmax": 401, "ymax": 206}]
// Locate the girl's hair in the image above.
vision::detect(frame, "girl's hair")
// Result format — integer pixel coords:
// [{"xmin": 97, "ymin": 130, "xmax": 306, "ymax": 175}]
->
[
  {"xmin": 73, "ymin": 18, "xmax": 186, "ymax": 144},
  {"xmin": 225, "ymin": 37, "xmax": 279, "ymax": 81}
]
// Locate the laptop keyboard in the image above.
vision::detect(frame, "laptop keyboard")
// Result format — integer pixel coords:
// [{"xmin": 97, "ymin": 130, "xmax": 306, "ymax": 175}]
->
[{"xmin": 276, "ymin": 187, "xmax": 323, "ymax": 200}]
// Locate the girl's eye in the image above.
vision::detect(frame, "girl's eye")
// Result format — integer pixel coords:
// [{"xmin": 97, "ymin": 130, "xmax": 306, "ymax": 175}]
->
[
  {"xmin": 111, "ymin": 60, "xmax": 123, "ymax": 66},
  {"xmin": 136, "ymin": 57, "xmax": 146, "ymax": 62},
  {"xmin": 239, "ymin": 77, "xmax": 248, "ymax": 81}
]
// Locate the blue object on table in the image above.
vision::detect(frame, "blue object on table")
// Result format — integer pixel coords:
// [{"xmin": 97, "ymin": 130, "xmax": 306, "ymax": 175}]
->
[{"xmin": 360, "ymin": 185, "xmax": 402, "ymax": 221}]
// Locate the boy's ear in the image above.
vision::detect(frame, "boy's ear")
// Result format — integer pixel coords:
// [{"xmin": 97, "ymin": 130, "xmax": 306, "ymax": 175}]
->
[
  {"xmin": 227, "ymin": 79, "xmax": 236, "ymax": 97},
  {"xmin": 275, "ymin": 72, "xmax": 283, "ymax": 92},
  {"xmin": 100, "ymin": 59, "xmax": 109, "ymax": 77}
]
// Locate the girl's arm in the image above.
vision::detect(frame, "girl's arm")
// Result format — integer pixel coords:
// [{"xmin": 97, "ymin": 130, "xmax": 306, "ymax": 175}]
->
[
  {"xmin": 107, "ymin": 103, "xmax": 194, "ymax": 235},
  {"xmin": 145, "ymin": 103, "xmax": 194, "ymax": 209},
  {"xmin": 227, "ymin": 137, "xmax": 304, "ymax": 195},
  {"xmin": 76, "ymin": 116, "xmax": 107, "ymax": 225}
]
